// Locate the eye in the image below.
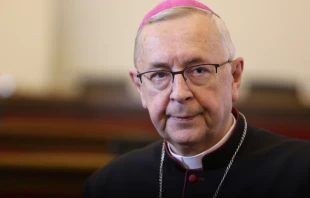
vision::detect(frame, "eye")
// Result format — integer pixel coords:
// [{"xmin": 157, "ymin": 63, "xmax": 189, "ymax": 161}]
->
[
  {"xmin": 194, "ymin": 67, "xmax": 207, "ymax": 74},
  {"xmin": 149, "ymin": 71, "xmax": 170, "ymax": 81},
  {"xmin": 189, "ymin": 66, "xmax": 211, "ymax": 75}
]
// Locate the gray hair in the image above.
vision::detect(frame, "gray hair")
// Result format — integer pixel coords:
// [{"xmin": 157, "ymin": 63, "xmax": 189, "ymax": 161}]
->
[{"xmin": 134, "ymin": 6, "xmax": 236, "ymax": 68}]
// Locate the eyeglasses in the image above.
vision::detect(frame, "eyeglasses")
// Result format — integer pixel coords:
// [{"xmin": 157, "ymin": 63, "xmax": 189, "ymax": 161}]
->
[{"xmin": 137, "ymin": 60, "xmax": 230, "ymax": 90}]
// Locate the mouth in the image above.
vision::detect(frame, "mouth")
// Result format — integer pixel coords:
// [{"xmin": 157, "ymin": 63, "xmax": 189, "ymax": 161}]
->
[{"xmin": 168, "ymin": 113, "xmax": 201, "ymax": 121}]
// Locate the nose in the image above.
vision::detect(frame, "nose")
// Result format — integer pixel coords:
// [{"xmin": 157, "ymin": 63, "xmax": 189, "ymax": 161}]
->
[{"xmin": 169, "ymin": 73, "xmax": 193, "ymax": 103}]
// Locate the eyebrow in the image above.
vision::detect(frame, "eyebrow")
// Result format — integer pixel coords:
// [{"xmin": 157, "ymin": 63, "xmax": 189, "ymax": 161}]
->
[
  {"xmin": 185, "ymin": 57, "xmax": 206, "ymax": 65},
  {"xmin": 147, "ymin": 57, "xmax": 209, "ymax": 70},
  {"xmin": 149, "ymin": 62, "xmax": 170, "ymax": 69}
]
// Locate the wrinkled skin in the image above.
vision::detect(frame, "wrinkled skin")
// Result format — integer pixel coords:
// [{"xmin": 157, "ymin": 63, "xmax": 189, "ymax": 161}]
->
[{"xmin": 130, "ymin": 13, "xmax": 244, "ymax": 156}]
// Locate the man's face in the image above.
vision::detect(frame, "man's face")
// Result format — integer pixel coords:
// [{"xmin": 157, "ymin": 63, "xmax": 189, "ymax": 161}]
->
[{"xmin": 130, "ymin": 13, "xmax": 243, "ymax": 155}]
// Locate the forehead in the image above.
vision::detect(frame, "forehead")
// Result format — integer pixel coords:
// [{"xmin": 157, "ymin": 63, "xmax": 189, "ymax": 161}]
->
[{"xmin": 137, "ymin": 13, "xmax": 226, "ymax": 69}]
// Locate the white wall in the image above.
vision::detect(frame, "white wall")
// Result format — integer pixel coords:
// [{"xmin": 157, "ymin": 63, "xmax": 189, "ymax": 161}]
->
[{"xmin": 1, "ymin": 0, "xmax": 310, "ymax": 103}]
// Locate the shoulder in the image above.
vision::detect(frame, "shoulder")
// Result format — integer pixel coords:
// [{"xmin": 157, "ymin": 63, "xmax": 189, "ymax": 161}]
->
[
  {"xmin": 84, "ymin": 140, "xmax": 163, "ymax": 197},
  {"xmin": 88, "ymin": 140, "xmax": 163, "ymax": 181},
  {"xmin": 247, "ymin": 125, "xmax": 310, "ymax": 146},
  {"xmin": 245, "ymin": 125, "xmax": 310, "ymax": 158}
]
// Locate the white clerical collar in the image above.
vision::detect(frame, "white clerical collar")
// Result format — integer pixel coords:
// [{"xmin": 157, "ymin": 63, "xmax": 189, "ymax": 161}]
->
[{"xmin": 168, "ymin": 113, "xmax": 236, "ymax": 169}]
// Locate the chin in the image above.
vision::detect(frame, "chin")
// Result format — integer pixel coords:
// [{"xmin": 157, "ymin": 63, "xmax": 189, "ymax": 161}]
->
[{"xmin": 169, "ymin": 133, "xmax": 205, "ymax": 147}]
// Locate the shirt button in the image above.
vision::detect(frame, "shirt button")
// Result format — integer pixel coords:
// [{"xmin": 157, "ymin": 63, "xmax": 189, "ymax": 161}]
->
[{"xmin": 189, "ymin": 174, "xmax": 197, "ymax": 183}]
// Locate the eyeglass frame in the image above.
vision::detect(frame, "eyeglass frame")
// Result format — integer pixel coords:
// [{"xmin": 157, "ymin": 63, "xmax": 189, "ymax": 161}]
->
[{"xmin": 136, "ymin": 60, "xmax": 231, "ymax": 83}]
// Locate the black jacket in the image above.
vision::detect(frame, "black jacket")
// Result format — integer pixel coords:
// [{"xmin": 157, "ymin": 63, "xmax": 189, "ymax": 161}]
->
[{"xmin": 84, "ymin": 110, "xmax": 310, "ymax": 198}]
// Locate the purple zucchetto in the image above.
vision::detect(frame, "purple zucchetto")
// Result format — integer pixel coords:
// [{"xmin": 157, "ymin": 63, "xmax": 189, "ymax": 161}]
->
[{"xmin": 138, "ymin": 0, "xmax": 218, "ymax": 31}]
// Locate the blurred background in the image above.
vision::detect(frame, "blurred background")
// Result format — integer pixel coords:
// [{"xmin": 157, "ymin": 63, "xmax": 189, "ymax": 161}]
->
[{"xmin": 0, "ymin": 0, "xmax": 309, "ymax": 197}]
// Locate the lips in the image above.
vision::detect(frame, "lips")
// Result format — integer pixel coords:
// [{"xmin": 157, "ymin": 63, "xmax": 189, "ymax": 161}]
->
[
  {"xmin": 173, "ymin": 115, "xmax": 195, "ymax": 119},
  {"xmin": 166, "ymin": 107, "xmax": 203, "ymax": 121},
  {"xmin": 168, "ymin": 113, "xmax": 200, "ymax": 121}
]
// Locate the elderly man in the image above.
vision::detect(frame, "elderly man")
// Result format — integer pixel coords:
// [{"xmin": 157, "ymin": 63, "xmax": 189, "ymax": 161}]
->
[{"xmin": 84, "ymin": 0, "xmax": 310, "ymax": 197}]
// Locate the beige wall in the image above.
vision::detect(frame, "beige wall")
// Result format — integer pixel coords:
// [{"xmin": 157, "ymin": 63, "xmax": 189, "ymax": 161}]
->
[
  {"xmin": 1, "ymin": 0, "xmax": 309, "ymax": 103},
  {"xmin": 0, "ymin": 0, "xmax": 58, "ymax": 97}
]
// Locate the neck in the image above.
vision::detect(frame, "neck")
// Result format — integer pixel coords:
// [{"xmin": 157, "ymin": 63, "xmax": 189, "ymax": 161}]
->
[{"xmin": 169, "ymin": 143, "xmax": 212, "ymax": 156}]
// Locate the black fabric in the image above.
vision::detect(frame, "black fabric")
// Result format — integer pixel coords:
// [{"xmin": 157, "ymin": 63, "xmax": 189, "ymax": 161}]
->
[{"xmin": 84, "ymin": 110, "xmax": 310, "ymax": 198}]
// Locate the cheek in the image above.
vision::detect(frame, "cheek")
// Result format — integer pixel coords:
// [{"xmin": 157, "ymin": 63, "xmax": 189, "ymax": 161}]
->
[
  {"xmin": 192, "ymin": 76, "xmax": 232, "ymax": 117},
  {"xmin": 192, "ymin": 82, "xmax": 218, "ymax": 110},
  {"xmin": 217, "ymin": 74, "xmax": 234, "ymax": 115},
  {"xmin": 143, "ymin": 89, "xmax": 170, "ymax": 131}
]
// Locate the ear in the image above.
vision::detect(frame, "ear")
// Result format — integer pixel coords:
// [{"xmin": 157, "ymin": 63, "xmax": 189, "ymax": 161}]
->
[
  {"xmin": 230, "ymin": 57, "xmax": 244, "ymax": 102},
  {"xmin": 129, "ymin": 69, "xmax": 148, "ymax": 109}
]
